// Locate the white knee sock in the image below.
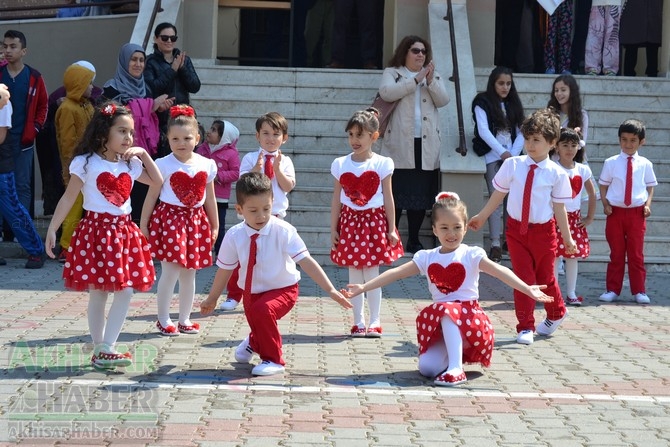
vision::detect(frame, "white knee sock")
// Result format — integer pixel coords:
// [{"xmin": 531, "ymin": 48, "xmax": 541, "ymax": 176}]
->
[
  {"xmin": 178, "ymin": 268, "xmax": 196, "ymax": 325},
  {"xmin": 88, "ymin": 290, "xmax": 109, "ymax": 345},
  {"xmin": 349, "ymin": 268, "xmax": 365, "ymax": 328},
  {"xmin": 363, "ymin": 266, "xmax": 381, "ymax": 328},
  {"xmin": 441, "ymin": 317, "xmax": 463, "ymax": 374},
  {"xmin": 565, "ymin": 258, "xmax": 579, "ymax": 298},
  {"xmin": 157, "ymin": 261, "xmax": 180, "ymax": 327},
  {"xmin": 102, "ymin": 287, "xmax": 133, "ymax": 348},
  {"xmin": 418, "ymin": 342, "xmax": 449, "ymax": 378}
]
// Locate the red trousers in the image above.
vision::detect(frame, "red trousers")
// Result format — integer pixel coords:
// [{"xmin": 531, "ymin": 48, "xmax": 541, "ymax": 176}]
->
[
  {"xmin": 245, "ymin": 283, "xmax": 299, "ymax": 366},
  {"xmin": 506, "ymin": 218, "xmax": 567, "ymax": 333},
  {"xmin": 605, "ymin": 206, "xmax": 646, "ymax": 295}
]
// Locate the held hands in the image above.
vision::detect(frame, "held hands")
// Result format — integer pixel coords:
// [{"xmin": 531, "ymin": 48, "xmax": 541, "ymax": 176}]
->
[
  {"xmin": 330, "ymin": 289, "xmax": 353, "ymax": 309},
  {"xmin": 344, "ymin": 284, "xmax": 364, "ymax": 298},
  {"xmin": 527, "ymin": 285, "xmax": 554, "ymax": 303},
  {"xmin": 200, "ymin": 295, "xmax": 218, "ymax": 316}
]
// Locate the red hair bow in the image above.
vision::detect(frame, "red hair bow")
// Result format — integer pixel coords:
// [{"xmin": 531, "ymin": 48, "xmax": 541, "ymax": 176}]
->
[
  {"xmin": 101, "ymin": 103, "xmax": 117, "ymax": 117},
  {"xmin": 170, "ymin": 105, "xmax": 195, "ymax": 118},
  {"xmin": 435, "ymin": 191, "xmax": 460, "ymax": 202}
]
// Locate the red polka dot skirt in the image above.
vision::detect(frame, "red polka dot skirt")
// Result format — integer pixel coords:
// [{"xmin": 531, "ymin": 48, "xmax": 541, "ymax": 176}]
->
[
  {"xmin": 149, "ymin": 202, "xmax": 213, "ymax": 269},
  {"xmin": 416, "ymin": 301, "xmax": 494, "ymax": 368},
  {"xmin": 330, "ymin": 205, "xmax": 404, "ymax": 268},
  {"xmin": 63, "ymin": 212, "xmax": 155, "ymax": 292},
  {"xmin": 556, "ymin": 210, "xmax": 590, "ymax": 259}
]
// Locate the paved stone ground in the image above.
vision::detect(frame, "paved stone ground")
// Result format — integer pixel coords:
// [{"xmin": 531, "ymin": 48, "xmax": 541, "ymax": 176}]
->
[{"xmin": 0, "ymin": 256, "xmax": 668, "ymax": 446}]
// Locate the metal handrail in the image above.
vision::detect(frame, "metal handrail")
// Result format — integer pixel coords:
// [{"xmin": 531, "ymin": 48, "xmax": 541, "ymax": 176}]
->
[
  {"xmin": 445, "ymin": 0, "xmax": 467, "ymax": 157},
  {"xmin": 142, "ymin": 0, "xmax": 164, "ymax": 50},
  {"xmin": 0, "ymin": 0, "xmax": 139, "ymax": 13}
]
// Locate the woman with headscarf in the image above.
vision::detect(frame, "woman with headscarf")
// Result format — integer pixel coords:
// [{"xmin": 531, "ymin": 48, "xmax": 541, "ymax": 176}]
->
[
  {"xmin": 102, "ymin": 43, "xmax": 173, "ymax": 222},
  {"xmin": 378, "ymin": 35, "xmax": 449, "ymax": 253}
]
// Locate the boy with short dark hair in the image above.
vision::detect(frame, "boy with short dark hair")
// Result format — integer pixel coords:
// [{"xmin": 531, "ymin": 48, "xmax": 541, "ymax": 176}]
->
[
  {"xmin": 598, "ymin": 119, "xmax": 657, "ymax": 304},
  {"xmin": 201, "ymin": 172, "xmax": 350, "ymax": 376},
  {"xmin": 469, "ymin": 108, "xmax": 577, "ymax": 345}
]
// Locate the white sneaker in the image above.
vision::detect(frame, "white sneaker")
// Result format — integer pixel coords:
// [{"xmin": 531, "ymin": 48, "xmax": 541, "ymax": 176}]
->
[
  {"xmin": 234, "ymin": 336, "xmax": 254, "ymax": 363},
  {"xmin": 635, "ymin": 293, "xmax": 651, "ymax": 304},
  {"xmin": 516, "ymin": 330, "xmax": 534, "ymax": 345},
  {"xmin": 536, "ymin": 311, "xmax": 568, "ymax": 336},
  {"xmin": 220, "ymin": 298, "xmax": 240, "ymax": 311},
  {"xmin": 599, "ymin": 291, "xmax": 619, "ymax": 302},
  {"xmin": 252, "ymin": 360, "xmax": 285, "ymax": 376}
]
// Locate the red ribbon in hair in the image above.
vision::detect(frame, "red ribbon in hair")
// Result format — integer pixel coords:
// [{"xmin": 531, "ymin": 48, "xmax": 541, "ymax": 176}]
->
[
  {"xmin": 170, "ymin": 105, "xmax": 195, "ymax": 118},
  {"xmin": 435, "ymin": 191, "xmax": 460, "ymax": 202},
  {"xmin": 101, "ymin": 103, "xmax": 117, "ymax": 117}
]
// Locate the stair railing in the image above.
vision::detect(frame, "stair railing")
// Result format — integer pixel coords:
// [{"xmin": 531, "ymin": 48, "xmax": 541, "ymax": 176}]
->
[{"xmin": 444, "ymin": 0, "xmax": 468, "ymax": 157}]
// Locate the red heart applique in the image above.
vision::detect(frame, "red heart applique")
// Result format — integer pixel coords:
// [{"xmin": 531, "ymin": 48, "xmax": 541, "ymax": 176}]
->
[
  {"xmin": 96, "ymin": 172, "xmax": 132, "ymax": 207},
  {"xmin": 427, "ymin": 263, "xmax": 466, "ymax": 295},
  {"xmin": 570, "ymin": 175, "xmax": 583, "ymax": 199},
  {"xmin": 170, "ymin": 171, "xmax": 207, "ymax": 207},
  {"xmin": 340, "ymin": 171, "xmax": 380, "ymax": 207}
]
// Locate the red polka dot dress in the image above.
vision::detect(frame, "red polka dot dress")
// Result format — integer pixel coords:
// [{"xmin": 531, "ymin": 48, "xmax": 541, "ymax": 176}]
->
[
  {"xmin": 149, "ymin": 153, "xmax": 218, "ymax": 269},
  {"xmin": 413, "ymin": 245, "xmax": 495, "ymax": 368},
  {"xmin": 63, "ymin": 154, "xmax": 155, "ymax": 292},
  {"xmin": 556, "ymin": 163, "xmax": 592, "ymax": 259},
  {"xmin": 330, "ymin": 153, "xmax": 404, "ymax": 267}
]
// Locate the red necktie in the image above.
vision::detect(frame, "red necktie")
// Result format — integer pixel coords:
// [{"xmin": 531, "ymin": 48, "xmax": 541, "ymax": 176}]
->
[
  {"xmin": 624, "ymin": 156, "xmax": 633, "ymax": 206},
  {"xmin": 520, "ymin": 164, "xmax": 537, "ymax": 235},
  {"xmin": 264, "ymin": 154, "xmax": 275, "ymax": 179},
  {"xmin": 243, "ymin": 234, "xmax": 259, "ymax": 300}
]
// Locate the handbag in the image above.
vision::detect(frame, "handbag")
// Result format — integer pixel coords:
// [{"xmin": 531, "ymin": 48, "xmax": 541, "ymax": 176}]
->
[
  {"xmin": 371, "ymin": 92, "xmax": 398, "ymax": 137},
  {"xmin": 471, "ymin": 135, "xmax": 492, "ymax": 156}
]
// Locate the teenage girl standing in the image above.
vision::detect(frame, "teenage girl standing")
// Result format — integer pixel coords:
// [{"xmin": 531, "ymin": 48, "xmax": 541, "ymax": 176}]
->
[{"xmin": 45, "ymin": 102, "xmax": 162, "ymax": 369}]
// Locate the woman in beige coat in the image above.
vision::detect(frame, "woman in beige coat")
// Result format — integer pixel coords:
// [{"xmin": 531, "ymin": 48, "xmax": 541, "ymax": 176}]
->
[{"xmin": 379, "ymin": 35, "xmax": 449, "ymax": 253}]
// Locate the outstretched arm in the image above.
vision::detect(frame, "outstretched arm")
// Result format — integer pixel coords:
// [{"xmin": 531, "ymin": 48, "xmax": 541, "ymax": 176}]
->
[
  {"xmin": 200, "ymin": 267, "xmax": 234, "ymax": 315},
  {"xmin": 298, "ymin": 256, "xmax": 352, "ymax": 309},
  {"xmin": 469, "ymin": 190, "xmax": 506, "ymax": 231},
  {"xmin": 478, "ymin": 256, "xmax": 553, "ymax": 302},
  {"xmin": 346, "ymin": 261, "xmax": 420, "ymax": 298}
]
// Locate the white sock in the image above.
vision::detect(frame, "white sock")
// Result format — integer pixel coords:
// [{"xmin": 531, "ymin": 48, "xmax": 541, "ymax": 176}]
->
[
  {"xmin": 178, "ymin": 268, "xmax": 196, "ymax": 325},
  {"xmin": 88, "ymin": 290, "xmax": 109, "ymax": 345},
  {"xmin": 441, "ymin": 317, "xmax": 463, "ymax": 375},
  {"xmin": 363, "ymin": 266, "xmax": 381, "ymax": 327},
  {"xmin": 565, "ymin": 258, "xmax": 579, "ymax": 298},
  {"xmin": 157, "ymin": 261, "xmax": 180, "ymax": 327},
  {"xmin": 102, "ymin": 287, "xmax": 133, "ymax": 348},
  {"xmin": 349, "ymin": 268, "xmax": 365, "ymax": 328}
]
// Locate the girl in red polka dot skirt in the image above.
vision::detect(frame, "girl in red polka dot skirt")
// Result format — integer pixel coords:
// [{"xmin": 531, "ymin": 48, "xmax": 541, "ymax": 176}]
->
[
  {"xmin": 551, "ymin": 128, "xmax": 596, "ymax": 306},
  {"xmin": 45, "ymin": 102, "xmax": 163, "ymax": 370},
  {"xmin": 346, "ymin": 192, "xmax": 554, "ymax": 386},
  {"xmin": 330, "ymin": 108, "xmax": 404, "ymax": 338},
  {"xmin": 141, "ymin": 105, "xmax": 218, "ymax": 337}
]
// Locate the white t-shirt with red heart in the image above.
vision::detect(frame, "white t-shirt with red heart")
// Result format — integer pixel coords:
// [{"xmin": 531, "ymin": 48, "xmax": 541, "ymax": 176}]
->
[
  {"xmin": 155, "ymin": 153, "xmax": 217, "ymax": 208},
  {"xmin": 413, "ymin": 244, "xmax": 486, "ymax": 303},
  {"xmin": 70, "ymin": 152, "xmax": 143, "ymax": 215},
  {"xmin": 558, "ymin": 162, "xmax": 593, "ymax": 212},
  {"xmin": 331, "ymin": 152, "xmax": 394, "ymax": 210}
]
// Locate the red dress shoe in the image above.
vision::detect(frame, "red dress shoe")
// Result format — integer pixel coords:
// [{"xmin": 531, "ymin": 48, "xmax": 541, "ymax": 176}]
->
[
  {"xmin": 366, "ymin": 326, "xmax": 382, "ymax": 338},
  {"xmin": 156, "ymin": 320, "xmax": 179, "ymax": 336},
  {"xmin": 178, "ymin": 322, "xmax": 200, "ymax": 334},
  {"xmin": 350, "ymin": 325, "xmax": 366, "ymax": 337},
  {"xmin": 92, "ymin": 351, "xmax": 132, "ymax": 368},
  {"xmin": 434, "ymin": 370, "xmax": 467, "ymax": 387}
]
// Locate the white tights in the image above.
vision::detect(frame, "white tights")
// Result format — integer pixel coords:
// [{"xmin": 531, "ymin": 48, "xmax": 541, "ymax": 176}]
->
[
  {"xmin": 349, "ymin": 266, "xmax": 381, "ymax": 328},
  {"xmin": 555, "ymin": 257, "xmax": 579, "ymax": 298},
  {"xmin": 88, "ymin": 288, "xmax": 133, "ymax": 348},
  {"xmin": 157, "ymin": 261, "xmax": 196, "ymax": 327},
  {"xmin": 417, "ymin": 317, "xmax": 463, "ymax": 378}
]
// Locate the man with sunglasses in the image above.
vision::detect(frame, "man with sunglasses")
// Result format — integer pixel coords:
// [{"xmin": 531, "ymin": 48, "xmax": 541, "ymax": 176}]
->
[{"xmin": 144, "ymin": 22, "xmax": 201, "ymax": 158}]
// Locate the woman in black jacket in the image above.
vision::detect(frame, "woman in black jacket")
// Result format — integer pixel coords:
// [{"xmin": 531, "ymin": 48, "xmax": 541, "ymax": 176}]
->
[{"xmin": 144, "ymin": 22, "xmax": 201, "ymax": 156}]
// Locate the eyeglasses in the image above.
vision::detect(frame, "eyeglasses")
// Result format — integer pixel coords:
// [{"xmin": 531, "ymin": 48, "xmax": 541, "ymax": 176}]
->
[
  {"xmin": 409, "ymin": 48, "xmax": 427, "ymax": 55},
  {"xmin": 159, "ymin": 35, "xmax": 178, "ymax": 42}
]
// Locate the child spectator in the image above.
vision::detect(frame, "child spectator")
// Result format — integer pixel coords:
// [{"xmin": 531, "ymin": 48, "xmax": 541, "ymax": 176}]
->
[
  {"xmin": 45, "ymin": 102, "xmax": 163, "ymax": 369},
  {"xmin": 585, "ymin": 0, "xmax": 622, "ymax": 76},
  {"xmin": 598, "ymin": 119, "xmax": 657, "ymax": 304},
  {"xmin": 200, "ymin": 172, "xmax": 351, "ymax": 376},
  {"xmin": 551, "ymin": 128, "xmax": 596, "ymax": 305},
  {"xmin": 468, "ymin": 108, "xmax": 577, "ymax": 345},
  {"xmin": 196, "ymin": 119, "xmax": 240, "ymax": 254},
  {"xmin": 471, "ymin": 66, "xmax": 525, "ymax": 262},
  {"xmin": 330, "ymin": 108, "xmax": 403, "ymax": 338},
  {"xmin": 347, "ymin": 192, "xmax": 553, "ymax": 386},
  {"xmin": 54, "ymin": 62, "xmax": 96, "ymax": 262},
  {"xmin": 219, "ymin": 112, "xmax": 296, "ymax": 311},
  {"xmin": 141, "ymin": 105, "xmax": 219, "ymax": 336},
  {"xmin": 0, "ymin": 100, "xmax": 46, "ymax": 268}
]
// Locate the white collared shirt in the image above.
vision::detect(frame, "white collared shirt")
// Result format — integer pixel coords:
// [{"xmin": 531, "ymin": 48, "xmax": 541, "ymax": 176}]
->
[
  {"xmin": 216, "ymin": 216, "xmax": 308, "ymax": 294},
  {"xmin": 493, "ymin": 155, "xmax": 572, "ymax": 223},
  {"xmin": 599, "ymin": 151, "xmax": 657, "ymax": 207},
  {"xmin": 240, "ymin": 148, "xmax": 295, "ymax": 217}
]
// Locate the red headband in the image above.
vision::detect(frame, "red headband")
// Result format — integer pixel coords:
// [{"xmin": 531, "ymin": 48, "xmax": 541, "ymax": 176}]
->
[{"xmin": 170, "ymin": 105, "xmax": 195, "ymax": 118}]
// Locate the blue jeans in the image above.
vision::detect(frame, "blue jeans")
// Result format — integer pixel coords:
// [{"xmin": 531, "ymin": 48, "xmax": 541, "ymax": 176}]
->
[
  {"xmin": 0, "ymin": 172, "xmax": 44, "ymax": 256},
  {"xmin": 14, "ymin": 144, "xmax": 34, "ymax": 213}
]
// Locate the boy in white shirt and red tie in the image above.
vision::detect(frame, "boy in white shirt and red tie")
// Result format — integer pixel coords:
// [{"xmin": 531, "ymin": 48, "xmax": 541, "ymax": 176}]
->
[
  {"xmin": 469, "ymin": 108, "xmax": 577, "ymax": 345},
  {"xmin": 219, "ymin": 112, "xmax": 297, "ymax": 311},
  {"xmin": 200, "ymin": 172, "xmax": 351, "ymax": 376},
  {"xmin": 598, "ymin": 119, "xmax": 657, "ymax": 304}
]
